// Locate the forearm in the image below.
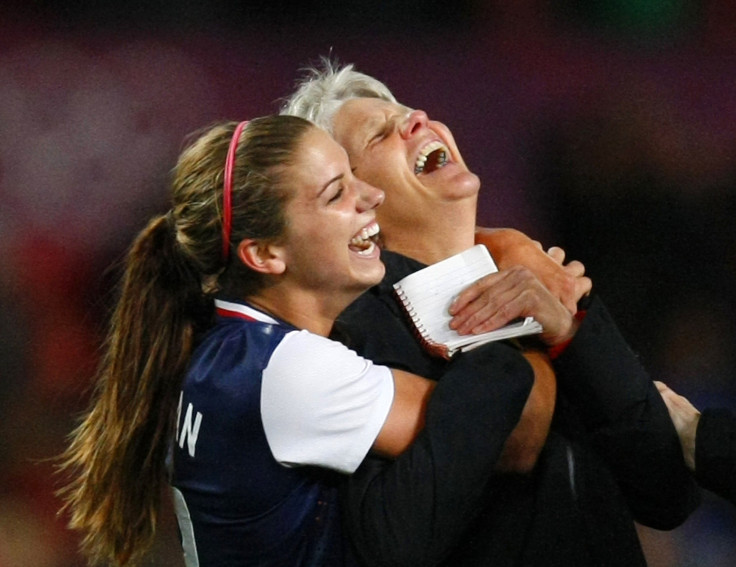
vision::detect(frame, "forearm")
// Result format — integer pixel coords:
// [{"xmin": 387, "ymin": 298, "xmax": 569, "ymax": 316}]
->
[
  {"xmin": 496, "ymin": 348, "xmax": 556, "ymax": 473},
  {"xmin": 341, "ymin": 343, "xmax": 534, "ymax": 567},
  {"xmin": 552, "ymin": 296, "xmax": 700, "ymax": 528}
]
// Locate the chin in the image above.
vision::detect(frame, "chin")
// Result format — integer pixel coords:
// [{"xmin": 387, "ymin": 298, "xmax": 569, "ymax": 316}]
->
[
  {"xmin": 356, "ymin": 263, "xmax": 386, "ymax": 290},
  {"xmin": 425, "ymin": 167, "xmax": 480, "ymax": 200},
  {"xmin": 451, "ymin": 170, "xmax": 481, "ymax": 196}
]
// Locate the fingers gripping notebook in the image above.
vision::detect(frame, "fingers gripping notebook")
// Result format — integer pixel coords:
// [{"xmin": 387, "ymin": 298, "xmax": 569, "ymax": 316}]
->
[{"xmin": 393, "ymin": 244, "xmax": 543, "ymax": 359}]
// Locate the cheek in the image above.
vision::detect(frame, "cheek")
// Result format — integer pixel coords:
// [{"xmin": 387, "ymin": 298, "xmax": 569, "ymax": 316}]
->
[
  {"xmin": 359, "ymin": 156, "xmax": 403, "ymax": 193},
  {"xmin": 300, "ymin": 223, "xmax": 345, "ymax": 260}
]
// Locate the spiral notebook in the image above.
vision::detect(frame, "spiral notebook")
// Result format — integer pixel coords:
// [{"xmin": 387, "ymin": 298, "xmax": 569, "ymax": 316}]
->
[{"xmin": 393, "ymin": 244, "xmax": 542, "ymax": 359}]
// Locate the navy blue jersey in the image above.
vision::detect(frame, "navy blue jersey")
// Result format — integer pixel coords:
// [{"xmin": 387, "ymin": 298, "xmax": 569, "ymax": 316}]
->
[{"xmin": 170, "ymin": 299, "xmax": 390, "ymax": 566}]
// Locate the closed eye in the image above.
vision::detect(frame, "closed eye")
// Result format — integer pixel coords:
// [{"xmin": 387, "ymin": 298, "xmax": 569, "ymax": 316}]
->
[
  {"xmin": 367, "ymin": 121, "xmax": 393, "ymax": 147},
  {"xmin": 368, "ymin": 131, "xmax": 385, "ymax": 146},
  {"xmin": 328, "ymin": 187, "xmax": 344, "ymax": 203}
]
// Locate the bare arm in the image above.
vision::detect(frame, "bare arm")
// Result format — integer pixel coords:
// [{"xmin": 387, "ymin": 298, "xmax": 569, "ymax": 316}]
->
[
  {"xmin": 496, "ymin": 347, "xmax": 557, "ymax": 473},
  {"xmin": 374, "ymin": 353, "xmax": 554, "ymax": 474},
  {"xmin": 372, "ymin": 370, "xmax": 436, "ymax": 458}
]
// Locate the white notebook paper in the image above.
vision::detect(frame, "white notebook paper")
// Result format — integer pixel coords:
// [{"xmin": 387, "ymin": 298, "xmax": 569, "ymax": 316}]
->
[{"xmin": 393, "ymin": 244, "xmax": 542, "ymax": 359}]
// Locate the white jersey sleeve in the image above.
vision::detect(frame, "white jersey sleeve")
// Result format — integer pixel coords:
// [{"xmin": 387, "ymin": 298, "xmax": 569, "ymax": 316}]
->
[{"xmin": 260, "ymin": 329, "xmax": 394, "ymax": 474}]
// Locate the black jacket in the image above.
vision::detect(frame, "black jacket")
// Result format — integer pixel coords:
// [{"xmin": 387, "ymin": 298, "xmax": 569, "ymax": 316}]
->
[
  {"xmin": 331, "ymin": 250, "xmax": 699, "ymax": 567},
  {"xmin": 695, "ymin": 408, "xmax": 736, "ymax": 505}
]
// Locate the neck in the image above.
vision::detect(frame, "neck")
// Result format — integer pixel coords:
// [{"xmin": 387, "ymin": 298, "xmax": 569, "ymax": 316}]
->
[
  {"xmin": 245, "ymin": 285, "xmax": 355, "ymax": 337},
  {"xmin": 382, "ymin": 200, "xmax": 477, "ymax": 265}
]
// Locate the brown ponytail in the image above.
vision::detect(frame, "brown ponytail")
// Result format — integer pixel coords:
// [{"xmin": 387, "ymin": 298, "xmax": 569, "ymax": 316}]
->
[
  {"xmin": 57, "ymin": 214, "xmax": 210, "ymax": 566},
  {"xmin": 57, "ymin": 115, "xmax": 313, "ymax": 566}
]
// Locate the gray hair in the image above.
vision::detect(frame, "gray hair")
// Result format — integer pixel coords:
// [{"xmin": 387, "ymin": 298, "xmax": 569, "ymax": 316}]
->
[{"xmin": 280, "ymin": 57, "xmax": 397, "ymax": 134}]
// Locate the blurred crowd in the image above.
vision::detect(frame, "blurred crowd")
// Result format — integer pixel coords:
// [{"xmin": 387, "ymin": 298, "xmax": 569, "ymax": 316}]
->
[{"xmin": 2, "ymin": 1, "xmax": 736, "ymax": 565}]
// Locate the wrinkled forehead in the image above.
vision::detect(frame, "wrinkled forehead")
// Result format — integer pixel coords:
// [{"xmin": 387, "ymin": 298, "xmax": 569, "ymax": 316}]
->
[{"xmin": 335, "ymin": 97, "xmax": 411, "ymax": 127}]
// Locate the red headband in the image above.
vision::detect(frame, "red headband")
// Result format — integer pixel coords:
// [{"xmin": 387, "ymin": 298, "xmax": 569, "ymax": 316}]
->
[{"xmin": 222, "ymin": 120, "xmax": 249, "ymax": 261}]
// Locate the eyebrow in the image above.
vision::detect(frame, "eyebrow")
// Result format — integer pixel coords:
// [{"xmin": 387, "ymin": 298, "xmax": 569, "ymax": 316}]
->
[{"xmin": 318, "ymin": 173, "xmax": 344, "ymax": 197}]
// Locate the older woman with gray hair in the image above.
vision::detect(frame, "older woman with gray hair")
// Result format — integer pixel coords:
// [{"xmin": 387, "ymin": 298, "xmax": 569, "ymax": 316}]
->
[{"xmin": 282, "ymin": 58, "xmax": 699, "ymax": 566}]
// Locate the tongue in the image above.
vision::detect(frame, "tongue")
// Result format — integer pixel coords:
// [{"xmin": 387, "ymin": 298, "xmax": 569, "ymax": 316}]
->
[{"xmin": 423, "ymin": 149, "xmax": 445, "ymax": 174}]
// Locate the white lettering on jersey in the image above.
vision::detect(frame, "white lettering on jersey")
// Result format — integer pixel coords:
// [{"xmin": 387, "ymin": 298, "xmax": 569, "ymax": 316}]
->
[{"xmin": 177, "ymin": 394, "xmax": 203, "ymax": 458}]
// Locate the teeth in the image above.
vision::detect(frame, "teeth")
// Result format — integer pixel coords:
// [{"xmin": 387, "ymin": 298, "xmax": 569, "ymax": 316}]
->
[
  {"xmin": 414, "ymin": 140, "xmax": 449, "ymax": 175},
  {"xmin": 350, "ymin": 223, "xmax": 380, "ymax": 250},
  {"xmin": 356, "ymin": 241, "xmax": 376, "ymax": 256}
]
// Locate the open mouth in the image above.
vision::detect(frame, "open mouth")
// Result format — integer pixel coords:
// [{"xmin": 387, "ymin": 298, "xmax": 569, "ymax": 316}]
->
[
  {"xmin": 349, "ymin": 222, "xmax": 381, "ymax": 256},
  {"xmin": 415, "ymin": 140, "xmax": 449, "ymax": 175}
]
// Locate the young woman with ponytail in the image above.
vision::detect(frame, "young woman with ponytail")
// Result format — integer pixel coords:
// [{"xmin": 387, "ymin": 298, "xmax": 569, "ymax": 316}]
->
[{"xmin": 56, "ymin": 115, "xmax": 577, "ymax": 566}]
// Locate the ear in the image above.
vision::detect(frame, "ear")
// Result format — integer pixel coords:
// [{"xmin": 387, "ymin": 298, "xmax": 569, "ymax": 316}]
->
[{"xmin": 236, "ymin": 238, "xmax": 286, "ymax": 275}]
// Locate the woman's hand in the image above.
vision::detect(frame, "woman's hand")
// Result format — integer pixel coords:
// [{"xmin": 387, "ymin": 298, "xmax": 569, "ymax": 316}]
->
[
  {"xmin": 475, "ymin": 227, "xmax": 591, "ymax": 315},
  {"xmin": 449, "ymin": 265, "xmax": 580, "ymax": 347},
  {"xmin": 655, "ymin": 381, "xmax": 700, "ymax": 471}
]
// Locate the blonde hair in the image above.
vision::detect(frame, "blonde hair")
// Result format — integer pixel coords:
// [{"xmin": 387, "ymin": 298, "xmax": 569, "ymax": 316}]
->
[{"xmin": 56, "ymin": 115, "xmax": 313, "ymax": 566}]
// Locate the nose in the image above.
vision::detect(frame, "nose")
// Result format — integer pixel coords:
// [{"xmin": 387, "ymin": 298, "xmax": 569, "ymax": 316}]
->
[
  {"xmin": 357, "ymin": 180, "xmax": 385, "ymax": 212},
  {"xmin": 400, "ymin": 109, "xmax": 429, "ymax": 140}
]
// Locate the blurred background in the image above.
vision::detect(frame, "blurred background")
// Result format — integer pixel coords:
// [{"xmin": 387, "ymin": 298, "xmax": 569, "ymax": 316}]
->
[{"xmin": 2, "ymin": 0, "xmax": 736, "ymax": 565}]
